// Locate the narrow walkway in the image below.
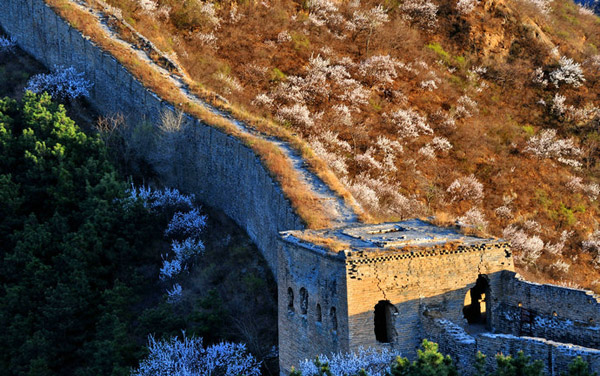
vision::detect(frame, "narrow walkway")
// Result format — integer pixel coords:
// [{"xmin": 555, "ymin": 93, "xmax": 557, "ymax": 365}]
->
[{"xmin": 73, "ymin": 0, "xmax": 358, "ymax": 227}]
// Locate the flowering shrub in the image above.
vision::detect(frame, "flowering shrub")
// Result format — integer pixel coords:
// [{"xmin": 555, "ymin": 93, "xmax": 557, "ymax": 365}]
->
[
  {"xmin": 524, "ymin": 129, "xmax": 582, "ymax": 168},
  {"xmin": 550, "ymin": 56, "xmax": 585, "ymax": 88},
  {"xmin": 447, "ymin": 175, "xmax": 484, "ymax": 202},
  {"xmin": 277, "ymin": 104, "xmax": 315, "ymax": 128},
  {"xmin": 132, "ymin": 335, "xmax": 260, "ymax": 376},
  {"xmin": 455, "ymin": 95, "xmax": 478, "ymax": 118},
  {"xmin": 456, "ymin": 0, "xmax": 478, "ymax": 15},
  {"xmin": 503, "ymin": 225, "xmax": 544, "ymax": 264},
  {"xmin": 359, "ymin": 55, "xmax": 401, "ymax": 85},
  {"xmin": 0, "ymin": 35, "xmax": 16, "ymax": 53},
  {"xmin": 160, "ymin": 258, "xmax": 183, "ymax": 280},
  {"xmin": 25, "ymin": 65, "xmax": 93, "ymax": 100},
  {"xmin": 127, "ymin": 184, "xmax": 195, "ymax": 211},
  {"xmin": 457, "ymin": 207, "xmax": 488, "ymax": 231},
  {"xmin": 298, "ymin": 347, "xmax": 395, "ymax": 376},
  {"xmin": 385, "ymin": 108, "xmax": 433, "ymax": 138},
  {"xmin": 166, "ymin": 283, "xmax": 183, "ymax": 303},
  {"xmin": 400, "ymin": 0, "xmax": 438, "ymax": 29},
  {"xmin": 165, "ymin": 208, "xmax": 207, "ymax": 239}
]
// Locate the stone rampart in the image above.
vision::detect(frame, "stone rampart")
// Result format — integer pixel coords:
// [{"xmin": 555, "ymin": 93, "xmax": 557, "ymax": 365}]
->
[
  {"xmin": 495, "ymin": 272, "xmax": 600, "ymax": 349},
  {"xmin": 423, "ymin": 319, "xmax": 600, "ymax": 375},
  {"xmin": 0, "ymin": 0, "xmax": 304, "ymax": 275},
  {"xmin": 476, "ymin": 333, "xmax": 600, "ymax": 375}
]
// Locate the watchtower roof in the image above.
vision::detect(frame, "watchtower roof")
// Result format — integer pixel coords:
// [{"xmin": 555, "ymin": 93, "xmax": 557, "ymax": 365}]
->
[{"xmin": 280, "ymin": 219, "xmax": 504, "ymax": 254}]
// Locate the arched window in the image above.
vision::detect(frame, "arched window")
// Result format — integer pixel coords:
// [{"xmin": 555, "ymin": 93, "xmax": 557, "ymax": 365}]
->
[
  {"xmin": 300, "ymin": 287, "xmax": 308, "ymax": 315},
  {"xmin": 287, "ymin": 287, "xmax": 294, "ymax": 313},
  {"xmin": 374, "ymin": 300, "xmax": 397, "ymax": 343},
  {"xmin": 330, "ymin": 307, "xmax": 337, "ymax": 331},
  {"xmin": 316, "ymin": 304, "xmax": 322, "ymax": 322},
  {"xmin": 463, "ymin": 275, "xmax": 490, "ymax": 326}
]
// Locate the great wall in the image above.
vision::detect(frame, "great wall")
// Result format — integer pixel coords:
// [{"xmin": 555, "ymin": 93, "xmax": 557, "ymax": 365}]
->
[{"xmin": 1, "ymin": 1, "xmax": 599, "ymax": 374}]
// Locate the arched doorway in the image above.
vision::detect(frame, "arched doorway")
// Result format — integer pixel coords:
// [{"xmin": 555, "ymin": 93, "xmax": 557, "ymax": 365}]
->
[
  {"xmin": 463, "ymin": 275, "xmax": 490, "ymax": 328},
  {"xmin": 374, "ymin": 300, "xmax": 398, "ymax": 343}
]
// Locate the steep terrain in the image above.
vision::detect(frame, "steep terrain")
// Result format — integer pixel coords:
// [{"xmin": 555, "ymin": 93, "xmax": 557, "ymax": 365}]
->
[{"xmin": 53, "ymin": 0, "xmax": 600, "ymax": 291}]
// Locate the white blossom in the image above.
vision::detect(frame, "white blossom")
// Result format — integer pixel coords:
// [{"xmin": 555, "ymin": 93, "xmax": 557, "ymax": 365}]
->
[
  {"xmin": 532, "ymin": 67, "xmax": 548, "ymax": 87},
  {"xmin": 127, "ymin": 184, "xmax": 195, "ymax": 211},
  {"xmin": 456, "ymin": 0, "xmax": 478, "ymax": 14},
  {"xmin": 550, "ymin": 260, "xmax": 570, "ymax": 274},
  {"xmin": 524, "ymin": 129, "xmax": 582, "ymax": 168},
  {"xmin": 347, "ymin": 5, "xmax": 389, "ymax": 33},
  {"xmin": 0, "ymin": 35, "xmax": 16, "ymax": 53},
  {"xmin": 455, "ymin": 95, "xmax": 478, "ymax": 118},
  {"xmin": 457, "ymin": 207, "xmax": 488, "ymax": 231},
  {"xmin": 26, "ymin": 65, "xmax": 93, "ymax": 100},
  {"xmin": 166, "ymin": 283, "xmax": 183, "ymax": 303},
  {"xmin": 503, "ymin": 225, "xmax": 544, "ymax": 264},
  {"xmin": 138, "ymin": 0, "xmax": 157, "ymax": 13},
  {"xmin": 277, "ymin": 30, "xmax": 292, "ymax": 43},
  {"xmin": 359, "ymin": 55, "xmax": 401, "ymax": 84},
  {"xmin": 171, "ymin": 238, "xmax": 205, "ymax": 261},
  {"xmin": 495, "ymin": 205, "xmax": 513, "ymax": 220},
  {"xmin": 160, "ymin": 258, "xmax": 183, "ymax": 280},
  {"xmin": 447, "ymin": 175, "xmax": 484, "ymax": 202},
  {"xmin": 299, "ymin": 347, "xmax": 395, "ymax": 376},
  {"xmin": 196, "ymin": 32, "xmax": 219, "ymax": 49},
  {"xmin": 132, "ymin": 334, "xmax": 260, "ymax": 376},
  {"xmin": 400, "ymin": 0, "xmax": 438, "ymax": 29},
  {"xmin": 165, "ymin": 208, "xmax": 207, "ymax": 239},
  {"xmin": 252, "ymin": 93, "xmax": 275, "ymax": 108},
  {"xmin": 550, "ymin": 56, "xmax": 585, "ymax": 88},
  {"xmin": 551, "ymin": 93, "xmax": 567, "ymax": 116},
  {"xmin": 385, "ymin": 108, "xmax": 433, "ymax": 138},
  {"xmin": 277, "ymin": 104, "xmax": 315, "ymax": 128}
]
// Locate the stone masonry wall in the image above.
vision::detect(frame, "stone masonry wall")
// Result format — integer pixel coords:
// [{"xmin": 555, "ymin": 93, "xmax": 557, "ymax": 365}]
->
[
  {"xmin": 423, "ymin": 319, "xmax": 600, "ymax": 375},
  {"xmin": 277, "ymin": 240, "xmax": 350, "ymax": 374},
  {"xmin": 495, "ymin": 272, "xmax": 600, "ymax": 349},
  {"xmin": 0, "ymin": 0, "xmax": 304, "ymax": 275},
  {"xmin": 476, "ymin": 333, "xmax": 600, "ymax": 375},
  {"xmin": 344, "ymin": 242, "xmax": 513, "ymax": 358}
]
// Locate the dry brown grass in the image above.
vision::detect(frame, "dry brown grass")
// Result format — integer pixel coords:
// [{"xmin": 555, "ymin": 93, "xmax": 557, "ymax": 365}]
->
[
  {"xmin": 292, "ymin": 232, "xmax": 351, "ymax": 252},
  {"xmin": 47, "ymin": 0, "xmax": 600, "ymax": 291}
]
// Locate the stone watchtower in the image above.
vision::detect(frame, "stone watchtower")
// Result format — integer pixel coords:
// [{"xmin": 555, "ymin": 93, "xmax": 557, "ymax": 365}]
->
[{"xmin": 277, "ymin": 219, "xmax": 514, "ymax": 373}]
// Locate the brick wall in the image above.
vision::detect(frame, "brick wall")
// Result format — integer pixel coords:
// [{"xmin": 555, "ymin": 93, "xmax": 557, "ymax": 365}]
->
[
  {"xmin": 495, "ymin": 272, "xmax": 600, "ymax": 349},
  {"xmin": 277, "ymin": 239, "xmax": 350, "ymax": 374},
  {"xmin": 344, "ymin": 242, "xmax": 513, "ymax": 358}
]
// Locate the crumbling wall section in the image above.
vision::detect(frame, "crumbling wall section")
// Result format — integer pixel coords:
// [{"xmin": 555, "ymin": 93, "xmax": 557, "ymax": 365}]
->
[
  {"xmin": 476, "ymin": 333, "xmax": 600, "ymax": 375},
  {"xmin": 422, "ymin": 317, "xmax": 477, "ymax": 374},
  {"xmin": 495, "ymin": 272, "xmax": 600, "ymax": 349},
  {"xmin": 0, "ymin": 0, "xmax": 304, "ymax": 275},
  {"xmin": 424, "ymin": 320, "xmax": 600, "ymax": 375}
]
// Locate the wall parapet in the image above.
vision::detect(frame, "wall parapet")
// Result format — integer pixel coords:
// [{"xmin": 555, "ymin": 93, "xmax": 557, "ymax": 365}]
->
[{"xmin": 0, "ymin": 0, "xmax": 305, "ymax": 276}]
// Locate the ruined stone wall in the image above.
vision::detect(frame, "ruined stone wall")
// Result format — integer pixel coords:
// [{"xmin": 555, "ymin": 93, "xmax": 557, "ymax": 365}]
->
[
  {"xmin": 0, "ymin": 0, "xmax": 303, "ymax": 275},
  {"xmin": 422, "ymin": 318, "xmax": 477, "ymax": 374},
  {"xmin": 477, "ymin": 333, "xmax": 600, "ymax": 375},
  {"xmin": 494, "ymin": 272, "xmax": 600, "ymax": 349},
  {"xmin": 423, "ymin": 318, "xmax": 600, "ymax": 375},
  {"xmin": 344, "ymin": 243, "xmax": 513, "ymax": 357},
  {"xmin": 277, "ymin": 240, "xmax": 350, "ymax": 374}
]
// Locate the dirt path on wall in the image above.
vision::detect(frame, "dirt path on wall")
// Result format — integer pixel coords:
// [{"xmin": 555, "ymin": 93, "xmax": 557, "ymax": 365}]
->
[{"xmin": 72, "ymin": 0, "xmax": 358, "ymax": 227}]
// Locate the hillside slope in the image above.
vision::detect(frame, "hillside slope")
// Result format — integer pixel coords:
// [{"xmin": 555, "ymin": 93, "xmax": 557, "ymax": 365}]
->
[{"xmin": 78, "ymin": 0, "xmax": 600, "ymax": 290}]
